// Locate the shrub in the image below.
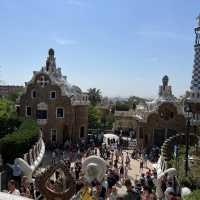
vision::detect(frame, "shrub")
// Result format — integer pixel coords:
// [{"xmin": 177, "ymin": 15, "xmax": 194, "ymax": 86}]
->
[
  {"xmin": 0, "ymin": 120, "xmax": 39, "ymax": 164},
  {"xmin": 180, "ymin": 176, "xmax": 195, "ymax": 190},
  {"xmin": 184, "ymin": 189, "xmax": 200, "ymax": 200}
]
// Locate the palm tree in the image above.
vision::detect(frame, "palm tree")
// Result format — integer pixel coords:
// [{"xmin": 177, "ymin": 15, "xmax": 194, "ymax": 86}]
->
[{"xmin": 87, "ymin": 88, "xmax": 102, "ymax": 106}]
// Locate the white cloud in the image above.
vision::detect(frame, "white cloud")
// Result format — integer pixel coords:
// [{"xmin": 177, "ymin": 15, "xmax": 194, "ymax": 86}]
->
[{"xmin": 55, "ymin": 38, "xmax": 78, "ymax": 45}]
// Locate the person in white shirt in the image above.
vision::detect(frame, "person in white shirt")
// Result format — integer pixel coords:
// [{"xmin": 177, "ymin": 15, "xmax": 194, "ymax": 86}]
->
[{"xmin": 8, "ymin": 179, "xmax": 20, "ymax": 196}]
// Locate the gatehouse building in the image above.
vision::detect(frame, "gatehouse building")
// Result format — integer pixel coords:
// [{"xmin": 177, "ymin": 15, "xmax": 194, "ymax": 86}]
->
[{"xmin": 19, "ymin": 48, "xmax": 89, "ymax": 146}]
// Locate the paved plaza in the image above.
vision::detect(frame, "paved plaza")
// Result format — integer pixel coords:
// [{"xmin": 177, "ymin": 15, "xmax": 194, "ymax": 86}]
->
[{"xmin": 38, "ymin": 148, "xmax": 153, "ymax": 195}]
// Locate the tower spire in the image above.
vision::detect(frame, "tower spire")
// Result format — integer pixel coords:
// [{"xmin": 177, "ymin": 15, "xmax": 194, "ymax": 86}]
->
[
  {"xmin": 195, "ymin": 14, "xmax": 200, "ymax": 46},
  {"xmin": 190, "ymin": 14, "xmax": 200, "ymax": 100},
  {"xmin": 46, "ymin": 48, "xmax": 56, "ymax": 73},
  {"xmin": 197, "ymin": 14, "xmax": 200, "ymax": 27}
]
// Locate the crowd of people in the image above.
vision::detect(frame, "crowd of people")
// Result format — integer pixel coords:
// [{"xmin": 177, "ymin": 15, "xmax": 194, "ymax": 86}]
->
[
  {"xmin": 5, "ymin": 176, "xmax": 34, "ymax": 198},
  {"xmin": 4, "ymin": 142, "xmax": 182, "ymax": 200}
]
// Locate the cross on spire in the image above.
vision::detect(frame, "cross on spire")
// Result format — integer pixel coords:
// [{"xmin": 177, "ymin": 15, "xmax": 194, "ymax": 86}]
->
[{"xmin": 197, "ymin": 13, "xmax": 200, "ymax": 27}]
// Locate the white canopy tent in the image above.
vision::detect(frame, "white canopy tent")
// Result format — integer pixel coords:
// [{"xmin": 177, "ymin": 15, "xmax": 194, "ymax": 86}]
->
[{"xmin": 103, "ymin": 134, "xmax": 119, "ymax": 146}]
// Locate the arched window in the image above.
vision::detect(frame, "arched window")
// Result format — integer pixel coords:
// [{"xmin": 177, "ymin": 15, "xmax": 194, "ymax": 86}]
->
[{"xmin": 31, "ymin": 90, "xmax": 37, "ymax": 98}]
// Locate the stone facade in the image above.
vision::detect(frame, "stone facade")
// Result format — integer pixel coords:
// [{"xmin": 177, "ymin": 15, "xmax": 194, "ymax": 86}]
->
[
  {"xmin": 137, "ymin": 76, "xmax": 186, "ymax": 149},
  {"xmin": 113, "ymin": 75, "xmax": 186, "ymax": 149},
  {"xmin": 19, "ymin": 49, "xmax": 89, "ymax": 146},
  {"xmin": 138, "ymin": 102, "xmax": 186, "ymax": 149},
  {"xmin": 113, "ymin": 109, "xmax": 140, "ymax": 137}
]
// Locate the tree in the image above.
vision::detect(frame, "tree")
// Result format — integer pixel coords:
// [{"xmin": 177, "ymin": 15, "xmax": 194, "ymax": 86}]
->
[
  {"xmin": 0, "ymin": 99, "xmax": 21, "ymax": 139},
  {"xmin": 88, "ymin": 105, "xmax": 101, "ymax": 129},
  {"xmin": 0, "ymin": 98, "xmax": 16, "ymax": 119},
  {"xmin": 128, "ymin": 96, "xmax": 148, "ymax": 105},
  {"xmin": 87, "ymin": 88, "xmax": 102, "ymax": 106},
  {"xmin": 115, "ymin": 101, "xmax": 130, "ymax": 111},
  {"xmin": 7, "ymin": 88, "xmax": 23, "ymax": 103}
]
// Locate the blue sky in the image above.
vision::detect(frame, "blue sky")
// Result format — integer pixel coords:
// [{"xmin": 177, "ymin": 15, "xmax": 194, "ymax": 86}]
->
[{"xmin": 0, "ymin": 0, "xmax": 199, "ymax": 98}]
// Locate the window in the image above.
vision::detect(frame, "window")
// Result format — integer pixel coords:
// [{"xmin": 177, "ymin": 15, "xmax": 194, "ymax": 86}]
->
[
  {"xmin": 50, "ymin": 91, "xmax": 56, "ymax": 99},
  {"xmin": 36, "ymin": 110, "xmax": 47, "ymax": 119},
  {"xmin": 26, "ymin": 106, "xmax": 32, "ymax": 117},
  {"xmin": 31, "ymin": 90, "xmax": 36, "ymax": 98},
  {"xmin": 56, "ymin": 108, "xmax": 64, "ymax": 118},
  {"xmin": 80, "ymin": 126, "xmax": 85, "ymax": 138},
  {"xmin": 51, "ymin": 129, "xmax": 57, "ymax": 143},
  {"xmin": 36, "ymin": 75, "xmax": 49, "ymax": 87},
  {"xmin": 139, "ymin": 127, "xmax": 143, "ymax": 139}
]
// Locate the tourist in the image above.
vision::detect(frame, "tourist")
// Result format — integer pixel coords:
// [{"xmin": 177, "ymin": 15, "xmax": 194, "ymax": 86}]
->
[
  {"xmin": 139, "ymin": 173, "xmax": 145, "ymax": 187},
  {"xmin": 20, "ymin": 176, "xmax": 32, "ymax": 198},
  {"xmin": 7, "ymin": 180, "xmax": 20, "ymax": 196},
  {"xmin": 160, "ymin": 174, "xmax": 167, "ymax": 194},
  {"xmin": 7, "ymin": 161, "xmax": 22, "ymax": 187},
  {"xmin": 146, "ymin": 172, "xmax": 154, "ymax": 190},
  {"xmin": 119, "ymin": 162, "xmax": 125, "ymax": 183},
  {"xmin": 139, "ymin": 159, "xmax": 144, "ymax": 173},
  {"xmin": 93, "ymin": 180, "xmax": 107, "ymax": 200},
  {"xmin": 75, "ymin": 162, "xmax": 81, "ymax": 180},
  {"xmin": 141, "ymin": 185, "xmax": 157, "ymax": 200},
  {"xmin": 108, "ymin": 186, "xmax": 118, "ymax": 200},
  {"xmin": 124, "ymin": 178, "xmax": 139, "ymax": 200},
  {"xmin": 125, "ymin": 152, "xmax": 130, "ymax": 169},
  {"xmin": 144, "ymin": 153, "xmax": 148, "ymax": 168},
  {"xmin": 164, "ymin": 181, "xmax": 175, "ymax": 200},
  {"xmin": 124, "ymin": 164, "xmax": 128, "ymax": 180},
  {"xmin": 52, "ymin": 151, "xmax": 56, "ymax": 164}
]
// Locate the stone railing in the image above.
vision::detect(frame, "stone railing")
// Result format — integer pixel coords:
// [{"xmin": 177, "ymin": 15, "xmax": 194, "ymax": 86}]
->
[
  {"xmin": 22, "ymin": 134, "xmax": 45, "ymax": 170},
  {"xmin": 14, "ymin": 133, "xmax": 45, "ymax": 182},
  {"xmin": 157, "ymin": 133, "xmax": 199, "ymax": 175}
]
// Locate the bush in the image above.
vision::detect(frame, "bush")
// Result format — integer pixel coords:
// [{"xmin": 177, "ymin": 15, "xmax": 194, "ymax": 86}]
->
[
  {"xmin": 0, "ymin": 117, "xmax": 22, "ymax": 139},
  {"xmin": 0, "ymin": 120, "xmax": 39, "ymax": 164},
  {"xmin": 180, "ymin": 176, "xmax": 196, "ymax": 190},
  {"xmin": 184, "ymin": 189, "xmax": 200, "ymax": 200}
]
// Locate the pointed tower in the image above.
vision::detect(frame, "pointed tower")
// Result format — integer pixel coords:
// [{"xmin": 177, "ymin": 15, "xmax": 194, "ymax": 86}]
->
[
  {"xmin": 190, "ymin": 14, "xmax": 200, "ymax": 100},
  {"xmin": 45, "ymin": 48, "xmax": 56, "ymax": 73},
  {"xmin": 186, "ymin": 14, "xmax": 200, "ymax": 130}
]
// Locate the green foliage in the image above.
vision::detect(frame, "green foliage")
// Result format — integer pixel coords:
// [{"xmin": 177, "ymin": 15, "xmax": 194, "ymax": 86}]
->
[
  {"xmin": 0, "ymin": 98, "xmax": 16, "ymax": 119},
  {"xmin": 99, "ymin": 109, "xmax": 114, "ymax": 129},
  {"xmin": 115, "ymin": 101, "xmax": 130, "ymax": 111},
  {"xmin": 128, "ymin": 96, "xmax": 148, "ymax": 105},
  {"xmin": 184, "ymin": 190, "xmax": 200, "ymax": 200},
  {"xmin": 6, "ymin": 89, "xmax": 23, "ymax": 102},
  {"xmin": 0, "ymin": 118, "xmax": 22, "ymax": 139},
  {"xmin": 0, "ymin": 120, "xmax": 39, "ymax": 164},
  {"xmin": 180, "ymin": 176, "xmax": 194, "ymax": 189},
  {"xmin": 88, "ymin": 105, "xmax": 101, "ymax": 129},
  {"xmin": 0, "ymin": 98, "xmax": 21, "ymax": 139},
  {"xmin": 169, "ymin": 145, "xmax": 200, "ymax": 189},
  {"xmin": 87, "ymin": 88, "xmax": 102, "ymax": 106}
]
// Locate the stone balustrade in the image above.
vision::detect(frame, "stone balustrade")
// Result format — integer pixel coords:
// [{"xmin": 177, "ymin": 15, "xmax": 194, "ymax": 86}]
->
[
  {"xmin": 22, "ymin": 135, "xmax": 45, "ymax": 172},
  {"xmin": 157, "ymin": 133, "xmax": 199, "ymax": 175}
]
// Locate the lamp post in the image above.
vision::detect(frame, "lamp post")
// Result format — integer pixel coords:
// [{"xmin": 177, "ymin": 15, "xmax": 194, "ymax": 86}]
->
[{"xmin": 184, "ymin": 102, "xmax": 192, "ymax": 176}]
